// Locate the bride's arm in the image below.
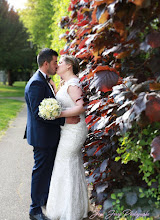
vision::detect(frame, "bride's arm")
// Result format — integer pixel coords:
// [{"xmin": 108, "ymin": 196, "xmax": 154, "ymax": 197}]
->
[{"xmin": 59, "ymin": 85, "xmax": 85, "ymax": 118}]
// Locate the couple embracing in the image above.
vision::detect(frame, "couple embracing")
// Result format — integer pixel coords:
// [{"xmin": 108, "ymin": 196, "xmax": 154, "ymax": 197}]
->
[{"xmin": 24, "ymin": 48, "xmax": 89, "ymax": 220}]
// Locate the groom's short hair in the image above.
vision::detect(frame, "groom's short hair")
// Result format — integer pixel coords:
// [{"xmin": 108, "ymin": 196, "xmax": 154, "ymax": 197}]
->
[{"xmin": 37, "ymin": 48, "xmax": 58, "ymax": 67}]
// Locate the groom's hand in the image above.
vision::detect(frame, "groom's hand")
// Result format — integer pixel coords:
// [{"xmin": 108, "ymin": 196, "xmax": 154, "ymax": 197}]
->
[{"xmin": 66, "ymin": 116, "xmax": 80, "ymax": 124}]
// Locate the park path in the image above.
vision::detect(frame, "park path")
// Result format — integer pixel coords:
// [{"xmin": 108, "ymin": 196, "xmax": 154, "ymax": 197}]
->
[
  {"xmin": 0, "ymin": 100, "xmax": 101, "ymax": 220},
  {"xmin": 0, "ymin": 103, "xmax": 33, "ymax": 220}
]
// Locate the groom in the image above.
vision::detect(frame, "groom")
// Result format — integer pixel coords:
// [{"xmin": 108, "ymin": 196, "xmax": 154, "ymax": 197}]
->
[{"xmin": 24, "ymin": 48, "xmax": 79, "ymax": 220}]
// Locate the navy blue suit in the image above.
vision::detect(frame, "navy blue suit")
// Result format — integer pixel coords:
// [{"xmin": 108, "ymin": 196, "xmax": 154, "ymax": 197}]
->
[{"xmin": 24, "ymin": 70, "xmax": 65, "ymax": 215}]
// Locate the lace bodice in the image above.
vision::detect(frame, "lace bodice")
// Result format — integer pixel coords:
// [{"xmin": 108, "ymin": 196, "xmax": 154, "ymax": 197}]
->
[
  {"xmin": 56, "ymin": 78, "xmax": 85, "ymax": 123},
  {"xmin": 56, "ymin": 78, "xmax": 82, "ymax": 109}
]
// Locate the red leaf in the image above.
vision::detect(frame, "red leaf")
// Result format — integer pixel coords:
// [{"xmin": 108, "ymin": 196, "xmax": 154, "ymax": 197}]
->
[
  {"xmin": 76, "ymin": 48, "xmax": 92, "ymax": 59},
  {"xmin": 94, "ymin": 144, "xmax": 105, "ymax": 155},
  {"xmin": 88, "ymin": 117, "xmax": 101, "ymax": 130},
  {"xmin": 77, "ymin": 11, "xmax": 85, "ymax": 21},
  {"xmin": 85, "ymin": 140, "xmax": 100, "ymax": 148},
  {"xmin": 78, "ymin": 38, "xmax": 89, "ymax": 49},
  {"xmin": 85, "ymin": 115, "xmax": 96, "ymax": 124},
  {"xmin": 77, "ymin": 19, "xmax": 89, "ymax": 27},
  {"xmin": 145, "ymin": 94, "xmax": 160, "ymax": 122}
]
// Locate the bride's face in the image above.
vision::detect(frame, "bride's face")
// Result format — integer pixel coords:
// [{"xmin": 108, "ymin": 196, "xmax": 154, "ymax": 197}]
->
[{"xmin": 57, "ymin": 57, "xmax": 70, "ymax": 76}]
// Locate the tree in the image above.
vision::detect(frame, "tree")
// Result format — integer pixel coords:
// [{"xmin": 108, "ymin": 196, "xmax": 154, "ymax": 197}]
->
[
  {"xmin": 19, "ymin": 0, "xmax": 70, "ymax": 86},
  {"xmin": 0, "ymin": 0, "xmax": 37, "ymax": 85},
  {"xmin": 19, "ymin": 0, "xmax": 70, "ymax": 52},
  {"xmin": 59, "ymin": 0, "xmax": 160, "ymax": 216},
  {"xmin": 19, "ymin": 0, "xmax": 54, "ymax": 48}
]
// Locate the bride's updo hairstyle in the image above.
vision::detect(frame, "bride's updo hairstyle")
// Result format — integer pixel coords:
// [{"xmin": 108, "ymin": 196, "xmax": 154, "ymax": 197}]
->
[{"xmin": 62, "ymin": 55, "xmax": 80, "ymax": 75}]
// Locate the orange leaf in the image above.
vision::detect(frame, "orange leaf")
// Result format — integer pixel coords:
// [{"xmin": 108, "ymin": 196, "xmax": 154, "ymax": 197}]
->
[
  {"xmin": 77, "ymin": 26, "xmax": 92, "ymax": 38},
  {"xmin": 90, "ymin": 46, "xmax": 105, "ymax": 58},
  {"xmin": 93, "ymin": 65, "xmax": 119, "ymax": 75},
  {"xmin": 99, "ymin": 9, "xmax": 109, "ymax": 24},
  {"xmin": 114, "ymin": 50, "xmax": 131, "ymax": 59},
  {"xmin": 149, "ymin": 83, "xmax": 160, "ymax": 91},
  {"xmin": 70, "ymin": 39, "xmax": 81, "ymax": 48},
  {"xmin": 91, "ymin": 7, "xmax": 98, "ymax": 24},
  {"xmin": 87, "ymin": 71, "xmax": 95, "ymax": 79},
  {"xmin": 92, "ymin": 0, "xmax": 109, "ymax": 6},
  {"xmin": 89, "ymin": 100, "xmax": 101, "ymax": 106},
  {"xmin": 75, "ymin": 49, "xmax": 91, "ymax": 59}
]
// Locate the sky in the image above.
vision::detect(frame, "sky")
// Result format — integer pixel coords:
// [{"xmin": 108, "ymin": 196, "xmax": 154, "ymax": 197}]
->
[{"xmin": 7, "ymin": 0, "xmax": 27, "ymax": 10}]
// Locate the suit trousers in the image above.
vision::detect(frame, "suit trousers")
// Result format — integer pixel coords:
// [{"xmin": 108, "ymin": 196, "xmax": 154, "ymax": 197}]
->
[{"xmin": 29, "ymin": 146, "xmax": 56, "ymax": 215}]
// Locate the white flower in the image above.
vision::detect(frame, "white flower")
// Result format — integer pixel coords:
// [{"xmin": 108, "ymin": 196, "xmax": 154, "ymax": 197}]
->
[{"xmin": 38, "ymin": 98, "xmax": 62, "ymax": 120}]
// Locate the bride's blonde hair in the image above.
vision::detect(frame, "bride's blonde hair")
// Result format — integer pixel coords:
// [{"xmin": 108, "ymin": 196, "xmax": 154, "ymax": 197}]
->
[{"xmin": 62, "ymin": 55, "xmax": 80, "ymax": 75}]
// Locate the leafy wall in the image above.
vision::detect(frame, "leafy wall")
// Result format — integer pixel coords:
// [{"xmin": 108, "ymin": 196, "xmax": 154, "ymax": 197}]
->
[{"xmin": 59, "ymin": 0, "xmax": 160, "ymax": 217}]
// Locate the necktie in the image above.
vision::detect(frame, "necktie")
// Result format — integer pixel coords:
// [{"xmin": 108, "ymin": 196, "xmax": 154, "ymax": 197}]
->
[{"xmin": 46, "ymin": 75, "xmax": 51, "ymax": 82}]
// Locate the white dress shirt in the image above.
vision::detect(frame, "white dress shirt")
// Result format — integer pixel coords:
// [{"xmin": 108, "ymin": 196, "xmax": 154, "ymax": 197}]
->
[{"xmin": 39, "ymin": 69, "xmax": 55, "ymax": 96}]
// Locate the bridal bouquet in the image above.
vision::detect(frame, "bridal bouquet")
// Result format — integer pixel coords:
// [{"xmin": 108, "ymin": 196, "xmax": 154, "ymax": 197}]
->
[{"xmin": 38, "ymin": 98, "xmax": 62, "ymax": 120}]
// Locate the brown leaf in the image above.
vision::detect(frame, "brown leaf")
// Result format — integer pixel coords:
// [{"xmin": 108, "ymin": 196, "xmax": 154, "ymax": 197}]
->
[
  {"xmin": 150, "ymin": 136, "xmax": 160, "ymax": 162},
  {"xmin": 128, "ymin": 0, "xmax": 151, "ymax": 8},
  {"xmin": 113, "ymin": 20, "xmax": 127, "ymax": 38},
  {"xmin": 147, "ymin": 31, "xmax": 160, "ymax": 48}
]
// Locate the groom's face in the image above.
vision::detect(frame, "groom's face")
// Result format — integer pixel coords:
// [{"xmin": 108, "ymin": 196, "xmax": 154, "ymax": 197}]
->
[{"xmin": 47, "ymin": 56, "xmax": 58, "ymax": 75}]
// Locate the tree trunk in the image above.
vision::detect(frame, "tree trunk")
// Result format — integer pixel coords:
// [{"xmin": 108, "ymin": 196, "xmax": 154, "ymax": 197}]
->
[{"xmin": 8, "ymin": 70, "xmax": 13, "ymax": 86}]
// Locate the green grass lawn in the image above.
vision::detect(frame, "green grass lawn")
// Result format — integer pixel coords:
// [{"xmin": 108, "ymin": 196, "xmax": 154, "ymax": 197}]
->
[
  {"xmin": 0, "ymin": 81, "xmax": 26, "ymax": 135},
  {"xmin": 0, "ymin": 99, "xmax": 24, "ymax": 134},
  {"xmin": 0, "ymin": 81, "xmax": 26, "ymax": 97}
]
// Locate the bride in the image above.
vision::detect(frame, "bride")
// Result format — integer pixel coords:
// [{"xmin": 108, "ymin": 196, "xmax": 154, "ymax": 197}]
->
[{"xmin": 46, "ymin": 55, "xmax": 89, "ymax": 220}]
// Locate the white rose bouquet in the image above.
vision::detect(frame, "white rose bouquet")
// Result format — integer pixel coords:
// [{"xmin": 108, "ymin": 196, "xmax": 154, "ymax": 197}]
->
[{"xmin": 38, "ymin": 98, "xmax": 62, "ymax": 120}]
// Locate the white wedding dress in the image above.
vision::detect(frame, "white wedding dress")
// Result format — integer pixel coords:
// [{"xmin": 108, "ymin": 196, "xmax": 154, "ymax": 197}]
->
[{"xmin": 46, "ymin": 78, "xmax": 88, "ymax": 220}]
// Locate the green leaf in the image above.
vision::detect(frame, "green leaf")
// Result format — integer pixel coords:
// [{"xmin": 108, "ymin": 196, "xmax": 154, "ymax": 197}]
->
[{"xmin": 111, "ymin": 194, "xmax": 116, "ymax": 200}]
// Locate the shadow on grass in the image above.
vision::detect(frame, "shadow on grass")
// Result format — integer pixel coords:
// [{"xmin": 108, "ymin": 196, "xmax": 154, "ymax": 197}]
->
[{"xmin": 0, "ymin": 81, "xmax": 26, "ymax": 97}]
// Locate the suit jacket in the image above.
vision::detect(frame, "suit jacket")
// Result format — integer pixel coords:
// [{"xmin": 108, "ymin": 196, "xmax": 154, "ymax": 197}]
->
[{"xmin": 24, "ymin": 70, "xmax": 65, "ymax": 148}]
